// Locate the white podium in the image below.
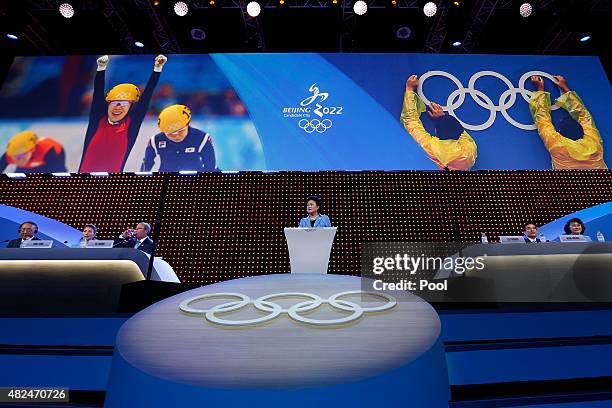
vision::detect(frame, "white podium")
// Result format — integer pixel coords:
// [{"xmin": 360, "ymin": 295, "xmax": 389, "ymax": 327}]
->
[{"xmin": 284, "ymin": 227, "xmax": 337, "ymax": 274}]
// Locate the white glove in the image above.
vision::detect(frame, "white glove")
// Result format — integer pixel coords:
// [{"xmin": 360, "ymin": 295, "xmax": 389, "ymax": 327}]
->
[
  {"xmin": 154, "ymin": 55, "xmax": 167, "ymax": 72},
  {"xmin": 97, "ymin": 55, "xmax": 109, "ymax": 71}
]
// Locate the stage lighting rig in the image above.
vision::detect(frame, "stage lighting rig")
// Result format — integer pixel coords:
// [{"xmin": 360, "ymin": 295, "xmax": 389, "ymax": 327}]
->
[
  {"xmin": 59, "ymin": 3, "xmax": 75, "ymax": 18},
  {"xmin": 423, "ymin": 2, "xmax": 437, "ymax": 17},
  {"xmin": 353, "ymin": 0, "xmax": 367, "ymax": 15},
  {"xmin": 247, "ymin": 1, "xmax": 261, "ymax": 17},
  {"xmin": 519, "ymin": 3, "xmax": 533, "ymax": 17},
  {"xmin": 174, "ymin": 1, "xmax": 189, "ymax": 16}
]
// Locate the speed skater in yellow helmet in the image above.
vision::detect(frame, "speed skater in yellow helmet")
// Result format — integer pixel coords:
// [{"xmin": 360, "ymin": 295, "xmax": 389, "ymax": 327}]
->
[
  {"xmin": 142, "ymin": 104, "xmax": 217, "ymax": 172},
  {"xmin": 105, "ymin": 84, "xmax": 141, "ymax": 123},
  {"xmin": 105, "ymin": 83, "xmax": 141, "ymax": 103},
  {"xmin": 6, "ymin": 130, "xmax": 37, "ymax": 158},
  {"xmin": 158, "ymin": 104, "xmax": 192, "ymax": 135},
  {"xmin": 1, "ymin": 130, "xmax": 67, "ymax": 173},
  {"xmin": 79, "ymin": 54, "xmax": 167, "ymax": 173}
]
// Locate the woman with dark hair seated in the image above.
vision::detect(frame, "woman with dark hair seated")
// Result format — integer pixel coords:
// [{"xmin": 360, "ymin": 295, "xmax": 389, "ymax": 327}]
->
[
  {"xmin": 564, "ymin": 218, "xmax": 586, "ymax": 236},
  {"xmin": 298, "ymin": 196, "xmax": 332, "ymax": 228}
]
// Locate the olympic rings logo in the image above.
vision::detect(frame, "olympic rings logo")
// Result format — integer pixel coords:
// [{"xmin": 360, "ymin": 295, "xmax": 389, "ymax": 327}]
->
[
  {"xmin": 417, "ymin": 70, "xmax": 561, "ymax": 131},
  {"xmin": 298, "ymin": 118, "xmax": 333, "ymax": 134},
  {"xmin": 179, "ymin": 290, "xmax": 397, "ymax": 327}
]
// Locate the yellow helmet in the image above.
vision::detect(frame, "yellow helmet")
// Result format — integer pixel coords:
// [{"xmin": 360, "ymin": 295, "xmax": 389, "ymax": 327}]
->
[
  {"xmin": 158, "ymin": 104, "xmax": 192, "ymax": 133},
  {"xmin": 105, "ymin": 83, "xmax": 141, "ymax": 102},
  {"xmin": 7, "ymin": 130, "xmax": 38, "ymax": 158}
]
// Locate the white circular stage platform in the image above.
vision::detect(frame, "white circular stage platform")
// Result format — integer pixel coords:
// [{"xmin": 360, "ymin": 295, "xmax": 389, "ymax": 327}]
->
[{"xmin": 105, "ymin": 274, "xmax": 449, "ymax": 407}]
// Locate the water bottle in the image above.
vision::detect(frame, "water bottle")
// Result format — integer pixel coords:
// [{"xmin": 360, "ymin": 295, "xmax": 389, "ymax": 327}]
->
[
  {"xmin": 539, "ymin": 233, "xmax": 547, "ymax": 243},
  {"xmin": 597, "ymin": 231, "xmax": 605, "ymax": 242},
  {"xmin": 480, "ymin": 232, "xmax": 488, "ymax": 244}
]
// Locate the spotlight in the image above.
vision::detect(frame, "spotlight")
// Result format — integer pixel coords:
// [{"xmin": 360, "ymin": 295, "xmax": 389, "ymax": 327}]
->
[
  {"xmin": 580, "ymin": 35, "xmax": 591, "ymax": 42},
  {"xmin": 89, "ymin": 172, "xmax": 109, "ymax": 176},
  {"xmin": 353, "ymin": 0, "xmax": 367, "ymax": 15},
  {"xmin": 452, "ymin": 40, "xmax": 462, "ymax": 47},
  {"xmin": 190, "ymin": 28, "xmax": 206, "ymax": 40},
  {"xmin": 135, "ymin": 41, "xmax": 145, "ymax": 48},
  {"xmin": 59, "ymin": 3, "xmax": 75, "ymax": 18},
  {"xmin": 519, "ymin": 3, "xmax": 532, "ymax": 17},
  {"xmin": 7, "ymin": 173, "xmax": 26, "ymax": 178},
  {"xmin": 331, "ymin": 0, "xmax": 339, "ymax": 4},
  {"xmin": 209, "ymin": 0, "xmax": 216, "ymax": 5},
  {"xmin": 390, "ymin": 0, "xmax": 397, "ymax": 7},
  {"xmin": 52, "ymin": 172, "xmax": 72, "ymax": 177},
  {"xmin": 135, "ymin": 171, "xmax": 153, "ymax": 176},
  {"xmin": 246, "ymin": 1, "xmax": 261, "ymax": 17},
  {"xmin": 6, "ymin": 33, "xmax": 18, "ymax": 40},
  {"xmin": 279, "ymin": 0, "xmax": 285, "ymax": 5},
  {"xmin": 179, "ymin": 170, "xmax": 198, "ymax": 175},
  {"xmin": 452, "ymin": 0, "xmax": 462, "ymax": 6},
  {"xmin": 174, "ymin": 1, "xmax": 189, "ymax": 16},
  {"xmin": 396, "ymin": 26, "xmax": 411, "ymax": 39},
  {"xmin": 423, "ymin": 2, "xmax": 437, "ymax": 17},
  {"xmin": 153, "ymin": 0, "xmax": 160, "ymax": 5}
]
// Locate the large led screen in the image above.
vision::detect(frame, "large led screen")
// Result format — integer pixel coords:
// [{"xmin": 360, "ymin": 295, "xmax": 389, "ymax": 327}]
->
[{"xmin": 1, "ymin": 53, "xmax": 610, "ymax": 173}]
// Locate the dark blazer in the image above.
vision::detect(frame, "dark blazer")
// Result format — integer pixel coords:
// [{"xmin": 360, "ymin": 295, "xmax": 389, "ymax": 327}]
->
[
  {"xmin": 524, "ymin": 236, "xmax": 541, "ymax": 243},
  {"xmin": 113, "ymin": 236, "xmax": 155, "ymax": 255},
  {"xmin": 7, "ymin": 236, "xmax": 41, "ymax": 248}
]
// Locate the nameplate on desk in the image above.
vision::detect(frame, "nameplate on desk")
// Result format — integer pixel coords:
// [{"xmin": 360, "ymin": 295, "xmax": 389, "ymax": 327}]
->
[
  {"xmin": 21, "ymin": 240, "xmax": 53, "ymax": 248},
  {"xmin": 499, "ymin": 236, "xmax": 525, "ymax": 244},
  {"xmin": 86, "ymin": 240, "xmax": 115, "ymax": 248},
  {"xmin": 560, "ymin": 235, "xmax": 591, "ymax": 242}
]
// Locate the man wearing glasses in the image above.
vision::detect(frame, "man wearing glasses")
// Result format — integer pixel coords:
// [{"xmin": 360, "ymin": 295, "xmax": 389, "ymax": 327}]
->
[
  {"xmin": 7, "ymin": 222, "xmax": 41, "ymax": 248},
  {"xmin": 79, "ymin": 54, "xmax": 168, "ymax": 173},
  {"xmin": 140, "ymin": 104, "xmax": 217, "ymax": 172}
]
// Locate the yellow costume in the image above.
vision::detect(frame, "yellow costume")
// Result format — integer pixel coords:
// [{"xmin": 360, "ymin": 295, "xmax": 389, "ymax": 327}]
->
[
  {"xmin": 529, "ymin": 91, "xmax": 607, "ymax": 169},
  {"xmin": 400, "ymin": 89, "xmax": 477, "ymax": 170}
]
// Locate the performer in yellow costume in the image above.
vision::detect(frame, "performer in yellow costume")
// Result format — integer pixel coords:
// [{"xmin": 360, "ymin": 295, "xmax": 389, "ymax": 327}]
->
[
  {"xmin": 400, "ymin": 74, "xmax": 477, "ymax": 170},
  {"xmin": 529, "ymin": 75, "xmax": 607, "ymax": 169}
]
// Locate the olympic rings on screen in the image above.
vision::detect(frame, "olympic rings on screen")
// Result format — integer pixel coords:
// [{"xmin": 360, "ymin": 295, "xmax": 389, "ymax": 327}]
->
[
  {"xmin": 298, "ymin": 118, "xmax": 333, "ymax": 134},
  {"xmin": 417, "ymin": 70, "xmax": 561, "ymax": 131},
  {"xmin": 179, "ymin": 290, "xmax": 397, "ymax": 327}
]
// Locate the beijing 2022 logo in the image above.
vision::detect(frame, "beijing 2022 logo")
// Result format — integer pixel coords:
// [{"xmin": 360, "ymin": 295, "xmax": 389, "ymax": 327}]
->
[{"xmin": 282, "ymin": 83, "xmax": 344, "ymax": 134}]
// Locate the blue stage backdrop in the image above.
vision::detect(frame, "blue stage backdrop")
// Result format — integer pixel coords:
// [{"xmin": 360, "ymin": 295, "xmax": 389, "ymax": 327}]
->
[{"xmin": 0, "ymin": 53, "xmax": 610, "ymax": 172}]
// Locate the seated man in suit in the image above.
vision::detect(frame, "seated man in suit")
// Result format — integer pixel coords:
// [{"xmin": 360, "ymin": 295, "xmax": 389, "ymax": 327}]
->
[
  {"xmin": 7, "ymin": 221, "xmax": 41, "ymax": 248},
  {"xmin": 523, "ymin": 223, "xmax": 541, "ymax": 243},
  {"xmin": 113, "ymin": 222, "xmax": 155, "ymax": 255},
  {"xmin": 298, "ymin": 196, "xmax": 332, "ymax": 228}
]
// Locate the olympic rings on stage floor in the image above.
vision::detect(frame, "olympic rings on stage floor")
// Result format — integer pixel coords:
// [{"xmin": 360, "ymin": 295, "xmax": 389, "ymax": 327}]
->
[{"xmin": 179, "ymin": 290, "xmax": 397, "ymax": 327}]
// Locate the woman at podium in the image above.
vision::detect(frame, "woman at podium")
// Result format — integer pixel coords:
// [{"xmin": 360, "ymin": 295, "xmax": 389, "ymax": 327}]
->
[{"xmin": 298, "ymin": 196, "xmax": 332, "ymax": 228}]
